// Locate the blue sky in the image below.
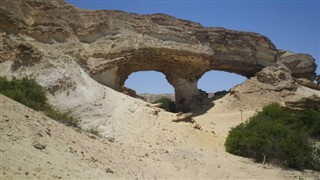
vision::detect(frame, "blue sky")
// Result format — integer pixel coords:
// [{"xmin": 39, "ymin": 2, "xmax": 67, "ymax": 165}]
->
[{"xmin": 66, "ymin": 0, "xmax": 319, "ymax": 94}]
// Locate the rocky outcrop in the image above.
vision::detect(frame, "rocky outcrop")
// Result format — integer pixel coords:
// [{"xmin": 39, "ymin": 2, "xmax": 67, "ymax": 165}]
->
[
  {"xmin": 12, "ymin": 42, "xmax": 44, "ymax": 70},
  {"xmin": 285, "ymin": 95, "xmax": 320, "ymax": 111},
  {"xmin": 277, "ymin": 50, "xmax": 317, "ymax": 80},
  {"xmin": 232, "ymin": 66, "xmax": 298, "ymax": 95},
  {"xmin": 296, "ymin": 78, "xmax": 320, "ymax": 90},
  {"xmin": 0, "ymin": 0, "xmax": 318, "ymax": 111},
  {"xmin": 255, "ymin": 66, "xmax": 298, "ymax": 91}
]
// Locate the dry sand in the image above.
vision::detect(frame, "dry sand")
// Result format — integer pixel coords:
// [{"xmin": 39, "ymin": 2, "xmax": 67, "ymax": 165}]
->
[{"xmin": 1, "ymin": 92, "xmax": 320, "ymax": 179}]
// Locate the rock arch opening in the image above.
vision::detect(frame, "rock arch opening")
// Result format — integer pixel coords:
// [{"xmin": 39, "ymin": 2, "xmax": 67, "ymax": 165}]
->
[
  {"xmin": 198, "ymin": 71, "xmax": 247, "ymax": 99},
  {"xmin": 124, "ymin": 71, "xmax": 175, "ymax": 102},
  {"xmin": 92, "ymin": 63, "xmax": 251, "ymax": 112}
]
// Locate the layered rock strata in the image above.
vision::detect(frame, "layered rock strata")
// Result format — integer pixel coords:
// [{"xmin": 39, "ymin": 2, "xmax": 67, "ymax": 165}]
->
[{"xmin": 0, "ymin": 0, "xmax": 317, "ymax": 111}]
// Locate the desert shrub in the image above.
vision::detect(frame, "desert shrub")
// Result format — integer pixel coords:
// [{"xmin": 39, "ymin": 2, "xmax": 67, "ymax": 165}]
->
[
  {"xmin": 44, "ymin": 108, "xmax": 80, "ymax": 127},
  {"xmin": 153, "ymin": 97, "xmax": 176, "ymax": 113},
  {"xmin": 293, "ymin": 98, "xmax": 320, "ymax": 138},
  {"xmin": 86, "ymin": 127, "xmax": 100, "ymax": 136},
  {"xmin": 0, "ymin": 76, "xmax": 80, "ymax": 127},
  {"xmin": 301, "ymin": 98, "xmax": 320, "ymax": 111},
  {"xmin": 297, "ymin": 109, "xmax": 320, "ymax": 138},
  {"xmin": 225, "ymin": 103, "xmax": 320, "ymax": 170},
  {"xmin": 0, "ymin": 76, "xmax": 48, "ymax": 111}
]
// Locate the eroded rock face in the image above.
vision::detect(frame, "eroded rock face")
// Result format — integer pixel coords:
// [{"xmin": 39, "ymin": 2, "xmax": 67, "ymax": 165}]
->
[
  {"xmin": 230, "ymin": 66, "xmax": 299, "ymax": 98},
  {"xmin": 277, "ymin": 50, "xmax": 317, "ymax": 80},
  {"xmin": 296, "ymin": 78, "xmax": 320, "ymax": 90},
  {"xmin": 256, "ymin": 66, "xmax": 298, "ymax": 91},
  {"xmin": 0, "ymin": 0, "xmax": 317, "ymax": 111}
]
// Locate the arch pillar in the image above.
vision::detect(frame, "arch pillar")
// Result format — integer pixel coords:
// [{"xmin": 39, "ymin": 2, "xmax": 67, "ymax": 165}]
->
[{"xmin": 167, "ymin": 76, "xmax": 206, "ymax": 112}]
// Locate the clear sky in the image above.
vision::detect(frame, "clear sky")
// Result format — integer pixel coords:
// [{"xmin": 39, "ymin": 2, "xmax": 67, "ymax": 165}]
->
[{"xmin": 66, "ymin": 0, "xmax": 319, "ymax": 94}]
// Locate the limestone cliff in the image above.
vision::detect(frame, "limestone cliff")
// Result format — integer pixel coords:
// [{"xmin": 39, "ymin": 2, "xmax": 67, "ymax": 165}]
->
[{"xmin": 0, "ymin": 0, "xmax": 318, "ymax": 111}]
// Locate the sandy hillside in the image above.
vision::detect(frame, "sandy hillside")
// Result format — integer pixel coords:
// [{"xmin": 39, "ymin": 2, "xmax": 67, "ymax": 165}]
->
[
  {"xmin": 1, "ymin": 93, "xmax": 319, "ymax": 180},
  {"xmin": 1, "ymin": 0, "xmax": 319, "ymax": 179}
]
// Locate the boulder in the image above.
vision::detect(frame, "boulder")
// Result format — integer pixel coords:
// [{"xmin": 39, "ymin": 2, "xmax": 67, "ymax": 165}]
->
[
  {"xmin": 277, "ymin": 50, "xmax": 317, "ymax": 80},
  {"xmin": 255, "ymin": 66, "xmax": 298, "ymax": 91}
]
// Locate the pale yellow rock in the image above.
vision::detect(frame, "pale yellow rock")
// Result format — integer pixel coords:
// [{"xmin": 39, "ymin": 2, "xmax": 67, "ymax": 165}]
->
[{"xmin": 0, "ymin": 1, "xmax": 319, "ymax": 178}]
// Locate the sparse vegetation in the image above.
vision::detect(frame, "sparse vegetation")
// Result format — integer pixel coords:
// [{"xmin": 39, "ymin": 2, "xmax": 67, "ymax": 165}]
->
[
  {"xmin": 0, "ymin": 76, "xmax": 80, "ymax": 127},
  {"xmin": 86, "ymin": 127, "xmax": 100, "ymax": 136},
  {"xmin": 225, "ymin": 102, "xmax": 320, "ymax": 170},
  {"xmin": 153, "ymin": 97, "xmax": 176, "ymax": 113},
  {"xmin": 43, "ymin": 108, "xmax": 80, "ymax": 127},
  {"xmin": 0, "ymin": 76, "xmax": 48, "ymax": 111}
]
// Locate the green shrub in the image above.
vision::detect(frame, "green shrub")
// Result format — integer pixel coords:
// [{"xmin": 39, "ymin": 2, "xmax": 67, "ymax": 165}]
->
[
  {"xmin": 225, "ymin": 103, "xmax": 320, "ymax": 170},
  {"xmin": 301, "ymin": 98, "xmax": 320, "ymax": 111},
  {"xmin": 292, "ymin": 98, "xmax": 320, "ymax": 138},
  {"xmin": 153, "ymin": 97, "xmax": 176, "ymax": 113},
  {"xmin": 0, "ymin": 76, "xmax": 48, "ymax": 111},
  {"xmin": 0, "ymin": 76, "xmax": 80, "ymax": 127},
  {"xmin": 297, "ymin": 109, "xmax": 320, "ymax": 138}
]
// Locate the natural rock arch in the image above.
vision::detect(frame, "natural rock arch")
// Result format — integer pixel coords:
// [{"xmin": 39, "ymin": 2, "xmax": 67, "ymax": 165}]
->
[
  {"xmin": 90, "ymin": 48, "xmax": 272, "ymax": 112},
  {"xmin": 0, "ymin": 0, "xmax": 317, "ymax": 111},
  {"xmin": 90, "ymin": 49, "xmax": 316, "ymax": 112}
]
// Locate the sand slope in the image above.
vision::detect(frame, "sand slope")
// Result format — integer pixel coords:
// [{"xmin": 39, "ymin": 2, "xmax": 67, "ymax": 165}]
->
[{"xmin": 1, "ymin": 93, "xmax": 319, "ymax": 179}]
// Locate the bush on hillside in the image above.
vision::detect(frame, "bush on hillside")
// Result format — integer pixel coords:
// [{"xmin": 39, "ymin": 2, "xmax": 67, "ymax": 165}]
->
[
  {"xmin": 0, "ymin": 76, "xmax": 80, "ymax": 127},
  {"xmin": 43, "ymin": 108, "xmax": 80, "ymax": 127},
  {"xmin": 301, "ymin": 97, "xmax": 320, "ymax": 111},
  {"xmin": 296, "ymin": 109, "xmax": 320, "ymax": 138},
  {"xmin": 0, "ymin": 76, "xmax": 48, "ymax": 111},
  {"xmin": 294, "ymin": 98, "xmax": 320, "ymax": 138},
  {"xmin": 86, "ymin": 127, "xmax": 100, "ymax": 136},
  {"xmin": 225, "ymin": 103, "xmax": 320, "ymax": 170},
  {"xmin": 153, "ymin": 97, "xmax": 176, "ymax": 113}
]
